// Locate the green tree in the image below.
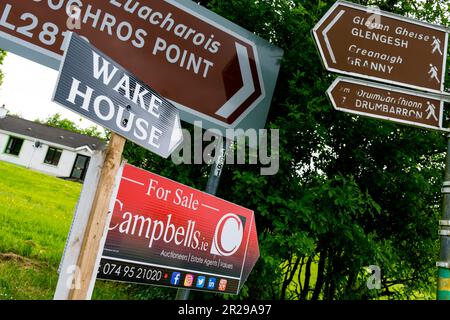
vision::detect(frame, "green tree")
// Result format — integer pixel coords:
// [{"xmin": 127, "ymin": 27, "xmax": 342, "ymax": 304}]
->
[
  {"xmin": 0, "ymin": 49, "xmax": 6, "ymax": 86},
  {"xmin": 212, "ymin": 0, "xmax": 445, "ymax": 300},
  {"xmin": 35, "ymin": 113, "xmax": 106, "ymax": 140}
]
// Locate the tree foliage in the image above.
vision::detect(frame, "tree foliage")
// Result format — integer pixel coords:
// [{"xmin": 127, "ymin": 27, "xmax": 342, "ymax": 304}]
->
[
  {"xmin": 0, "ymin": 49, "xmax": 6, "ymax": 86},
  {"xmin": 35, "ymin": 113, "xmax": 106, "ymax": 140}
]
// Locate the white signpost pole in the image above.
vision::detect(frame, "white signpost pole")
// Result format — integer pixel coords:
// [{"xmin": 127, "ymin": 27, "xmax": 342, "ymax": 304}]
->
[{"xmin": 54, "ymin": 149, "xmax": 104, "ymax": 300}]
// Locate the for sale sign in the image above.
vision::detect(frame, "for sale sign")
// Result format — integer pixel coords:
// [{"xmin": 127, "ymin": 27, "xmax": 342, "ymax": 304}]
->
[{"xmin": 96, "ymin": 164, "xmax": 259, "ymax": 294}]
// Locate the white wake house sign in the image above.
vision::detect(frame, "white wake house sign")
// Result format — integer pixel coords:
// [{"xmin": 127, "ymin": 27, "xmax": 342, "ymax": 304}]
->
[{"xmin": 53, "ymin": 32, "xmax": 183, "ymax": 158}]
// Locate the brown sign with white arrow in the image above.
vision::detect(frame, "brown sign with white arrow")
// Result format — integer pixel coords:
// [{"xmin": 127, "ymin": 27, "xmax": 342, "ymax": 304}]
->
[
  {"xmin": 313, "ymin": 1, "xmax": 448, "ymax": 94},
  {"xmin": 0, "ymin": 0, "xmax": 283, "ymax": 129},
  {"xmin": 327, "ymin": 77, "xmax": 448, "ymax": 131}
]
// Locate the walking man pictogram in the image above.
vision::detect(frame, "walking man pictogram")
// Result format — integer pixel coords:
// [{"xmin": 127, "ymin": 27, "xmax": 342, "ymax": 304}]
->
[
  {"xmin": 431, "ymin": 36, "xmax": 443, "ymax": 55},
  {"xmin": 429, "ymin": 64, "xmax": 440, "ymax": 83},
  {"xmin": 426, "ymin": 101, "xmax": 438, "ymax": 121}
]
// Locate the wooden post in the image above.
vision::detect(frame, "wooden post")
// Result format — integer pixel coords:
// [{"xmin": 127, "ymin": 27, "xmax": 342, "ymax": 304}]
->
[{"xmin": 68, "ymin": 133, "xmax": 126, "ymax": 300}]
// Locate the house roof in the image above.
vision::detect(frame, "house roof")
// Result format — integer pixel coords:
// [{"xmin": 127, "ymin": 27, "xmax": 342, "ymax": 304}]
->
[{"xmin": 0, "ymin": 115, "xmax": 106, "ymax": 151}]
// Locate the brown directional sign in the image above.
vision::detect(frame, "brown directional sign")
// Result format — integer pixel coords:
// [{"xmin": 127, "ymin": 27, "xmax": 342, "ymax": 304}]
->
[
  {"xmin": 0, "ymin": 0, "xmax": 283, "ymax": 131},
  {"xmin": 313, "ymin": 1, "xmax": 448, "ymax": 93},
  {"xmin": 327, "ymin": 77, "xmax": 448, "ymax": 131}
]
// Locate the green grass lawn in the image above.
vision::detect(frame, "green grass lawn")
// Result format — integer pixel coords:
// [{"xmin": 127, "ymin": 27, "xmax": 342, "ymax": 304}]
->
[{"xmin": 0, "ymin": 160, "xmax": 135, "ymax": 300}]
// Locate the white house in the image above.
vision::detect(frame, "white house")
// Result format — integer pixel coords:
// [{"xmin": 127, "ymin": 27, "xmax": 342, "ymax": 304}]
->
[{"xmin": 0, "ymin": 106, "xmax": 105, "ymax": 181}]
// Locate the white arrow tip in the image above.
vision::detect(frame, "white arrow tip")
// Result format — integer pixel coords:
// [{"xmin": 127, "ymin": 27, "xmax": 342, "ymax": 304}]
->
[{"xmin": 168, "ymin": 113, "xmax": 183, "ymax": 154}]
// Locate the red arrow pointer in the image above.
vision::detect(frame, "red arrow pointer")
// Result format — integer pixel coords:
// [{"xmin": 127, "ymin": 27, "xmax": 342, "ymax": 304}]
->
[{"xmin": 313, "ymin": 1, "xmax": 448, "ymax": 94}]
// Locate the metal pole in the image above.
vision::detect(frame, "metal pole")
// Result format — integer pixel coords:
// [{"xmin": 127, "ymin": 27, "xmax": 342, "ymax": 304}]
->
[
  {"xmin": 437, "ymin": 134, "xmax": 450, "ymax": 300},
  {"xmin": 175, "ymin": 137, "xmax": 229, "ymax": 300}
]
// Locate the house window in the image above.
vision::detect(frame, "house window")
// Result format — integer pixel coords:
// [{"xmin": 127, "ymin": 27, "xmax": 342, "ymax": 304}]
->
[
  {"xmin": 4, "ymin": 136, "xmax": 24, "ymax": 156},
  {"xmin": 44, "ymin": 147, "xmax": 62, "ymax": 166}
]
